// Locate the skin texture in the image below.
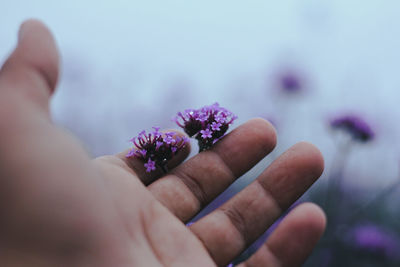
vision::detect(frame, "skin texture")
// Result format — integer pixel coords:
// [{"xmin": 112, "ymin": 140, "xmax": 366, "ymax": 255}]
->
[{"xmin": 0, "ymin": 20, "xmax": 326, "ymax": 267}]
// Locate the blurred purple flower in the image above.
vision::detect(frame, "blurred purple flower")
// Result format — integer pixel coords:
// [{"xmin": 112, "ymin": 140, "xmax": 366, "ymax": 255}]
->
[
  {"xmin": 349, "ymin": 224, "xmax": 400, "ymax": 259},
  {"xmin": 330, "ymin": 115, "xmax": 374, "ymax": 143},
  {"xmin": 126, "ymin": 127, "xmax": 188, "ymax": 173},
  {"xmin": 273, "ymin": 69, "xmax": 306, "ymax": 95},
  {"xmin": 280, "ymin": 72, "xmax": 303, "ymax": 93},
  {"xmin": 175, "ymin": 103, "xmax": 237, "ymax": 152}
]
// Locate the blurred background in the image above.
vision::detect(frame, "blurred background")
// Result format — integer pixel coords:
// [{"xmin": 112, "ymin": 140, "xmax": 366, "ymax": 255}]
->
[{"xmin": 2, "ymin": 0, "xmax": 400, "ymax": 266}]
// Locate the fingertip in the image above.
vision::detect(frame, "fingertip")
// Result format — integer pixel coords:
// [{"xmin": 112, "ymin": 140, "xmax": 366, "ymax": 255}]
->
[
  {"xmin": 258, "ymin": 142, "xmax": 324, "ymax": 211},
  {"xmin": 263, "ymin": 203, "xmax": 327, "ymax": 266},
  {"xmin": 247, "ymin": 118, "xmax": 277, "ymax": 152},
  {"xmin": 291, "ymin": 142, "xmax": 325, "ymax": 178},
  {"xmin": 210, "ymin": 118, "xmax": 277, "ymax": 178},
  {"xmin": 240, "ymin": 203, "xmax": 326, "ymax": 267},
  {"xmin": 16, "ymin": 18, "xmax": 60, "ymax": 91},
  {"xmin": 290, "ymin": 202, "xmax": 327, "ymax": 237},
  {"xmin": 18, "ymin": 19, "xmax": 47, "ymax": 41}
]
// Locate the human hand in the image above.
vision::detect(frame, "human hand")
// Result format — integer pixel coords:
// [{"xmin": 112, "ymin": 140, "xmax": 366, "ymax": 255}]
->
[{"xmin": 0, "ymin": 20, "xmax": 326, "ymax": 267}]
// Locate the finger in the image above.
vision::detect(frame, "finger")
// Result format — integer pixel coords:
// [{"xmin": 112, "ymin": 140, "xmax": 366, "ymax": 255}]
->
[
  {"xmin": 189, "ymin": 142, "xmax": 324, "ymax": 266},
  {"xmin": 0, "ymin": 21, "xmax": 128, "ymax": 246},
  {"xmin": 148, "ymin": 118, "xmax": 277, "ymax": 222},
  {"xmin": 0, "ymin": 19, "xmax": 60, "ymax": 169},
  {"xmin": 0, "ymin": 19, "xmax": 59, "ymax": 116},
  {"xmin": 105, "ymin": 130, "xmax": 191, "ymax": 185},
  {"xmin": 237, "ymin": 203, "xmax": 326, "ymax": 267}
]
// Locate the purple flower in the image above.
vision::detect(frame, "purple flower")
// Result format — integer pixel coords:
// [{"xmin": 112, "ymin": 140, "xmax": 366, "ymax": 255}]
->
[
  {"xmin": 126, "ymin": 149, "xmax": 135, "ymax": 157},
  {"xmin": 330, "ymin": 115, "xmax": 374, "ymax": 142},
  {"xmin": 349, "ymin": 224, "xmax": 400, "ymax": 259},
  {"xmin": 211, "ymin": 122, "xmax": 221, "ymax": 131},
  {"xmin": 144, "ymin": 159, "xmax": 156, "ymax": 173},
  {"xmin": 174, "ymin": 103, "xmax": 237, "ymax": 152},
  {"xmin": 138, "ymin": 130, "xmax": 146, "ymax": 138},
  {"xmin": 198, "ymin": 112, "xmax": 209, "ymax": 122},
  {"xmin": 156, "ymin": 141, "xmax": 163, "ymax": 150},
  {"xmin": 152, "ymin": 126, "xmax": 162, "ymax": 138},
  {"xmin": 126, "ymin": 127, "xmax": 188, "ymax": 173},
  {"xmin": 274, "ymin": 70, "xmax": 305, "ymax": 94},
  {"xmin": 164, "ymin": 132, "xmax": 175, "ymax": 144},
  {"xmin": 174, "ymin": 110, "xmax": 203, "ymax": 137},
  {"xmin": 200, "ymin": 129, "xmax": 213, "ymax": 139},
  {"xmin": 280, "ymin": 73, "xmax": 302, "ymax": 92}
]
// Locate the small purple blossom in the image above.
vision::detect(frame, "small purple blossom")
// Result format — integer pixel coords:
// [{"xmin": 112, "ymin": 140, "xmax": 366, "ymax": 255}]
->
[
  {"xmin": 211, "ymin": 122, "xmax": 221, "ymax": 131},
  {"xmin": 126, "ymin": 149, "xmax": 135, "ymax": 157},
  {"xmin": 139, "ymin": 149, "xmax": 147, "ymax": 157},
  {"xmin": 138, "ymin": 130, "xmax": 146, "ymax": 138},
  {"xmin": 126, "ymin": 127, "xmax": 188, "ymax": 173},
  {"xmin": 156, "ymin": 141, "xmax": 163, "ymax": 150},
  {"xmin": 144, "ymin": 159, "xmax": 156, "ymax": 173},
  {"xmin": 198, "ymin": 113, "xmax": 209, "ymax": 122},
  {"xmin": 279, "ymin": 72, "xmax": 303, "ymax": 93},
  {"xmin": 215, "ymin": 113, "xmax": 225, "ymax": 123},
  {"xmin": 152, "ymin": 126, "xmax": 161, "ymax": 138},
  {"xmin": 174, "ymin": 103, "xmax": 237, "ymax": 151},
  {"xmin": 200, "ymin": 129, "xmax": 213, "ymax": 139},
  {"xmin": 330, "ymin": 115, "xmax": 374, "ymax": 143},
  {"xmin": 164, "ymin": 132, "xmax": 175, "ymax": 144},
  {"xmin": 348, "ymin": 224, "xmax": 400, "ymax": 259}
]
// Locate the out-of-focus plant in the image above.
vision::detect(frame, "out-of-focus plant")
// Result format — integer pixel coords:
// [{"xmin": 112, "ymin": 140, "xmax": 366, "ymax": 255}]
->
[
  {"xmin": 324, "ymin": 114, "xmax": 375, "ymax": 216},
  {"xmin": 304, "ymin": 114, "xmax": 400, "ymax": 267},
  {"xmin": 330, "ymin": 115, "xmax": 375, "ymax": 143}
]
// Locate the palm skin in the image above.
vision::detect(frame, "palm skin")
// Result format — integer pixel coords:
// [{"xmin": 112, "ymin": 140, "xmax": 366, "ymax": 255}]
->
[{"xmin": 0, "ymin": 20, "xmax": 326, "ymax": 267}]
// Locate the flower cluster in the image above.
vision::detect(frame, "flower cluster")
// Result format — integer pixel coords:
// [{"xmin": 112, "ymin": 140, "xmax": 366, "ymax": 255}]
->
[
  {"xmin": 126, "ymin": 127, "xmax": 188, "ymax": 173},
  {"xmin": 330, "ymin": 115, "xmax": 374, "ymax": 143},
  {"xmin": 174, "ymin": 103, "xmax": 237, "ymax": 152}
]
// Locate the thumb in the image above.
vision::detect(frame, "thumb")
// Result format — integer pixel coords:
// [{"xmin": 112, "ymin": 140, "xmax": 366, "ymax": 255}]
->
[{"xmin": 0, "ymin": 19, "xmax": 60, "ymax": 113}]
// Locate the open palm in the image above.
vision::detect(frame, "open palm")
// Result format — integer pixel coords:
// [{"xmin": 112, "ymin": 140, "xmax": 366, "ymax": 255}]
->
[{"xmin": 0, "ymin": 20, "xmax": 326, "ymax": 267}]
